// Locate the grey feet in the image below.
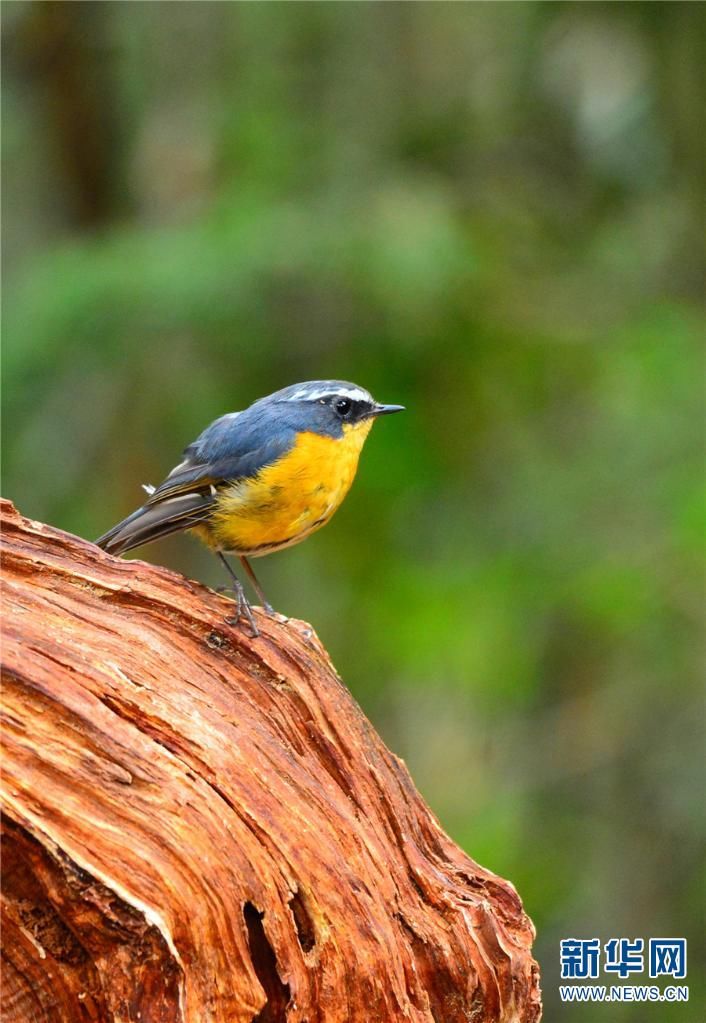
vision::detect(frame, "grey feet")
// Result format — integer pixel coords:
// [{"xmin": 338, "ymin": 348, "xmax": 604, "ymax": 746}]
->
[
  {"xmin": 219, "ymin": 582, "xmax": 260, "ymax": 638},
  {"xmin": 215, "ymin": 585, "xmax": 277, "ymax": 631},
  {"xmin": 215, "ymin": 551, "xmax": 260, "ymax": 637}
]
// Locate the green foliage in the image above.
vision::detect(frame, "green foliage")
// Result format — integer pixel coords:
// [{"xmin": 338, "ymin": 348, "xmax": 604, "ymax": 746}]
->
[{"xmin": 3, "ymin": 3, "xmax": 703, "ymax": 1018}]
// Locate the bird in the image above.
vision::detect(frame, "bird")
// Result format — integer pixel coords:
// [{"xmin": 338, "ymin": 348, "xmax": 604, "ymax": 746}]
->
[{"xmin": 96, "ymin": 380, "xmax": 404, "ymax": 635}]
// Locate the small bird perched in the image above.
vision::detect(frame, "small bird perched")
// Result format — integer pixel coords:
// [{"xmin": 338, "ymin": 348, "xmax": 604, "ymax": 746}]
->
[{"xmin": 96, "ymin": 380, "xmax": 404, "ymax": 635}]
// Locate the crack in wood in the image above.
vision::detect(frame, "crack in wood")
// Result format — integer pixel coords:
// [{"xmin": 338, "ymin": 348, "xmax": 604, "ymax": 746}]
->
[
  {"xmin": 288, "ymin": 888, "xmax": 316, "ymax": 954},
  {"xmin": 244, "ymin": 903, "xmax": 290, "ymax": 1023}
]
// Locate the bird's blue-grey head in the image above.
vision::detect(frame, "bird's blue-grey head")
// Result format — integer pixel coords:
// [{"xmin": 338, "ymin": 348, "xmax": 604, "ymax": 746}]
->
[{"xmin": 253, "ymin": 380, "xmax": 405, "ymax": 438}]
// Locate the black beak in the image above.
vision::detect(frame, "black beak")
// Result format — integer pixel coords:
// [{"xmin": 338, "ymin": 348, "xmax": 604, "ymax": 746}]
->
[{"xmin": 373, "ymin": 403, "xmax": 405, "ymax": 416}]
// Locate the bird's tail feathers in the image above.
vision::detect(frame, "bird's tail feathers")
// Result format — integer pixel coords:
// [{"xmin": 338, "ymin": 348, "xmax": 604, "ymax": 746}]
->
[{"xmin": 95, "ymin": 493, "xmax": 214, "ymax": 556}]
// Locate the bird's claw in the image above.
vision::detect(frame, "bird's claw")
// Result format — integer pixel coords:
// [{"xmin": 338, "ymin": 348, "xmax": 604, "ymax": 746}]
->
[
  {"xmin": 221, "ymin": 585, "xmax": 260, "ymax": 638},
  {"xmin": 217, "ymin": 585, "xmax": 273, "ymax": 621}
]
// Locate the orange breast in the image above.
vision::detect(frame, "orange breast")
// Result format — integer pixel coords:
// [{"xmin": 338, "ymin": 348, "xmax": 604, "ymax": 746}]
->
[{"xmin": 204, "ymin": 419, "xmax": 374, "ymax": 556}]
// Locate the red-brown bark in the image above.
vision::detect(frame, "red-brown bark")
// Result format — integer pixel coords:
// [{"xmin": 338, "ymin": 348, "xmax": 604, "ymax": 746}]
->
[{"xmin": 0, "ymin": 499, "xmax": 541, "ymax": 1022}]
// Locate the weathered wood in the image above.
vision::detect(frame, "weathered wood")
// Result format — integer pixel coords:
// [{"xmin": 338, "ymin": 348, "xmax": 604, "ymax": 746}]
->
[{"xmin": 0, "ymin": 499, "xmax": 541, "ymax": 1023}]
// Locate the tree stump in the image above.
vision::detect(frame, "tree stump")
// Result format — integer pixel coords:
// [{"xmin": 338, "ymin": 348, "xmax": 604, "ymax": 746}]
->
[{"xmin": 0, "ymin": 500, "xmax": 541, "ymax": 1023}]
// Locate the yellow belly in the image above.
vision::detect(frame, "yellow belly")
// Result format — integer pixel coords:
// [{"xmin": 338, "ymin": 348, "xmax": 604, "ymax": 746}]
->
[{"xmin": 197, "ymin": 420, "xmax": 373, "ymax": 556}]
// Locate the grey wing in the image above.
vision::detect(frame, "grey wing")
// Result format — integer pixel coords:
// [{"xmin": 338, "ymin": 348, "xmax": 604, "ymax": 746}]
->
[
  {"xmin": 94, "ymin": 478, "xmax": 216, "ymax": 556},
  {"xmin": 95, "ymin": 412, "xmax": 247, "ymax": 555},
  {"xmin": 95, "ymin": 407, "xmax": 296, "ymax": 556}
]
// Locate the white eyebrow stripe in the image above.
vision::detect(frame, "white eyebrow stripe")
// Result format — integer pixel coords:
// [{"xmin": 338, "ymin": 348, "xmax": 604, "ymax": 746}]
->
[{"xmin": 284, "ymin": 386, "xmax": 372, "ymax": 403}]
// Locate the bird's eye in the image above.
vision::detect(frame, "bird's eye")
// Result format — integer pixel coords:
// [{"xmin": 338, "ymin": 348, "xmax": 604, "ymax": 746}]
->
[{"xmin": 335, "ymin": 398, "xmax": 352, "ymax": 417}]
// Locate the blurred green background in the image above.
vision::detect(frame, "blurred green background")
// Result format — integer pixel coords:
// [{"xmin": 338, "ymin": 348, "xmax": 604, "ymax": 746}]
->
[{"xmin": 3, "ymin": 2, "xmax": 704, "ymax": 1018}]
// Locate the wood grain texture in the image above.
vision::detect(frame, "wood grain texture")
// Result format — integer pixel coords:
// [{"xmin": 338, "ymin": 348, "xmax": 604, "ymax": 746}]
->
[{"xmin": 0, "ymin": 499, "xmax": 541, "ymax": 1023}]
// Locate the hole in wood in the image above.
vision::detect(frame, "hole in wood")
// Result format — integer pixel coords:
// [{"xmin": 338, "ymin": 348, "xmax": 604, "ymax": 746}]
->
[
  {"xmin": 243, "ymin": 902, "xmax": 290, "ymax": 1023},
  {"xmin": 288, "ymin": 888, "xmax": 316, "ymax": 953}
]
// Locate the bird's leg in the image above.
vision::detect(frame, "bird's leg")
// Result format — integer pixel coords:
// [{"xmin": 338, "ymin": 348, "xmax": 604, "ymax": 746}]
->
[
  {"xmin": 239, "ymin": 556, "xmax": 274, "ymax": 615},
  {"xmin": 216, "ymin": 552, "xmax": 259, "ymax": 637}
]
